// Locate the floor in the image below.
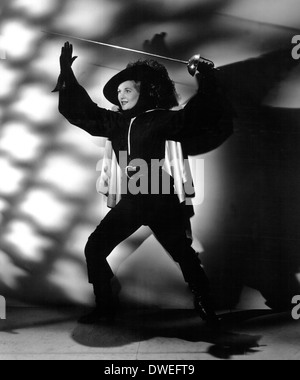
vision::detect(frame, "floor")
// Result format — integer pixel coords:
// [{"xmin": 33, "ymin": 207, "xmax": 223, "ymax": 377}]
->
[{"xmin": 0, "ymin": 305, "xmax": 299, "ymax": 360}]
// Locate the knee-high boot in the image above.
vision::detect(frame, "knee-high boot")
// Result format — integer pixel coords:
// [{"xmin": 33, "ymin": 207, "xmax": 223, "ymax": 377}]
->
[
  {"xmin": 184, "ymin": 261, "xmax": 220, "ymax": 325},
  {"xmin": 189, "ymin": 283, "xmax": 219, "ymax": 325},
  {"xmin": 78, "ymin": 281, "xmax": 116, "ymax": 325}
]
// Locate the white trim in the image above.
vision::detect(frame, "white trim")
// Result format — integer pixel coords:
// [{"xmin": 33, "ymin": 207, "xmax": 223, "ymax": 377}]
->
[
  {"xmin": 127, "ymin": 118, "xmax": 136, "ymax": 156},
  {"xmin": 127, "ymin": 109, "xmax": 165, "ymax": 156}
]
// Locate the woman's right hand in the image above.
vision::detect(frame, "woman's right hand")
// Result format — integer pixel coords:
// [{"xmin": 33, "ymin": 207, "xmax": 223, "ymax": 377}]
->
[
  {"xmin": 60, "ymin": 41, "xmax": 78, "ymax": 74},
  {"xmin": 52, "ymin": 42, "xmax": 78, "ymax": 92}
]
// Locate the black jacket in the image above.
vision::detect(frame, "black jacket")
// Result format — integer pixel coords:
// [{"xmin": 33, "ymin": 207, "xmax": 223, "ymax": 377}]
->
[{"xmin": 58, "ymin": 76, "xmax": 233, "ymax": 165}]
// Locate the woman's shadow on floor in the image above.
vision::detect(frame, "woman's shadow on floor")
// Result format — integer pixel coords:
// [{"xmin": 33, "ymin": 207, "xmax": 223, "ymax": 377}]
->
[{"xmin": 72, "ymin": 309, "xmax": 275, "ymax": 359}]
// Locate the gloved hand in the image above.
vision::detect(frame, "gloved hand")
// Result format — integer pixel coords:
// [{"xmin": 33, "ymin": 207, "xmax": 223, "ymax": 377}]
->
[
  {"xmin": 187, "ymin": 54, "xmax": 215, "ymax": 77},
  {"xmin": 60, "ymin": 41, "xmax": 78, "ymax": 74},
  {"xmin": 196, "ymin": 58, "xmax": 215, "ymax": 76},
  {"xmin": 52, "ymin": 42, "xmax": 78, "ymax": 92}
]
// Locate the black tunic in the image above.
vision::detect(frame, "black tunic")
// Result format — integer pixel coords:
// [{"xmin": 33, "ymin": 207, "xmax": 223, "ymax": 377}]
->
[{"xmin": 58, "ymin": 78, "xmax": 232, "ymax": 164}]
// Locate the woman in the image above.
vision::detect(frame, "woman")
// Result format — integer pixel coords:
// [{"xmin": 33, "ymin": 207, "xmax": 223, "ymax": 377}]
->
[{"xmin": 54, "ymin": 42, "xmax": 230, "ymax": 325}]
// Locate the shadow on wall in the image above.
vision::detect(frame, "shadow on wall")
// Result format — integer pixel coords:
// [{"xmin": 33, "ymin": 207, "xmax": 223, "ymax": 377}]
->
[
  {"xmin": 200, "ymin": 49, "xmax": 300, "ymax": 311},
  {"xmin": 0, "ymin": 0, "xmax": 299, "ymax": 311}
]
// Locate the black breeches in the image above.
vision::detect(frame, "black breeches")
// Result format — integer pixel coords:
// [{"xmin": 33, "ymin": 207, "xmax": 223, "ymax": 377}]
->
[{"xmin": 85, "ymin": 195, "xmax": 210, "ymax": 294}]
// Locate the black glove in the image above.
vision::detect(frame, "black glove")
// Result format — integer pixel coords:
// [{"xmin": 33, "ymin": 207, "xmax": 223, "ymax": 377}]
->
[{"xmin": 52, "ymin": 42, "xmax": 78, "ymax": 92}]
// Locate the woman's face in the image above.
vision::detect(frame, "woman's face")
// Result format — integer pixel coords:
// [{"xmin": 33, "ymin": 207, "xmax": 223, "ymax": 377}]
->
[{"xmin": 118, "ymin": 80, "xmax": 141, "ymax": 111}]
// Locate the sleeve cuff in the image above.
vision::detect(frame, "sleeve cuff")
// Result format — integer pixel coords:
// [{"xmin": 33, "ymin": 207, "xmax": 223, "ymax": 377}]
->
[{"xmin": 52, "ymin": 74, "xmax": 66, "ymax": 93}]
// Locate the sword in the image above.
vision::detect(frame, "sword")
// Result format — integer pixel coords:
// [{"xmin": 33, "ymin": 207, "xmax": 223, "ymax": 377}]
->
[{"xmin": 43, "ymin": 31, "xmax": 215, "ymax": 76}]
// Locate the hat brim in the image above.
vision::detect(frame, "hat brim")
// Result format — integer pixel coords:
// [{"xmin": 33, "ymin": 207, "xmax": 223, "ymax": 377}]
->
[{"xmin": 103, "ymin": 65, "xmax": 155, "ymax": 106}]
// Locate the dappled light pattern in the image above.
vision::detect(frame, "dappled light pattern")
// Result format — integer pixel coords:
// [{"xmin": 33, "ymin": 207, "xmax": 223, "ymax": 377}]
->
[
  {"xmin": 0, "ymin": 0, "xmax": 112, "ymax": 306},
  {"xmin": 0, "ymin": 0, "xmax": 300, "ymax": 309}
]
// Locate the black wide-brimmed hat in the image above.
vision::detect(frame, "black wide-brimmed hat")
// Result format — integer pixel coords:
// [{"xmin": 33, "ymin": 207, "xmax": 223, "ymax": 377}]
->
[{"xmin": 103, "ymin": 60, "xmax": 179, "ymax": 110}]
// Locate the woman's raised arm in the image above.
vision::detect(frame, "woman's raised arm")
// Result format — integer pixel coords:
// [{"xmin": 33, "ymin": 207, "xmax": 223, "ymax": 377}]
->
[
  {"xmin": 53, "ymin": 42, "xmax": 122, "ymax": 138},
  {"xmin": 161, "ymin": 69, "xmax": 234, "ymax": 155}
]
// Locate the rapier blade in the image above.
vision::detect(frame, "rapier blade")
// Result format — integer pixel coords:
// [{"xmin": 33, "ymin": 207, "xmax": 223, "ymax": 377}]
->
[{"xmin": 43, "ymin": 31, "xmax": 189, "ymax": 65}]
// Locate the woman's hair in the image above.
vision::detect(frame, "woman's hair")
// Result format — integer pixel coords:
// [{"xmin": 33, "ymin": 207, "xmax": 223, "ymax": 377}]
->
[{"xmin": 126, "ymin": 60, "xmax": 179, "ymax": 109}]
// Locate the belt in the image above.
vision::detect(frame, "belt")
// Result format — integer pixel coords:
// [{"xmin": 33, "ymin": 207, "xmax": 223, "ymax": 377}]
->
[
  {"xmin": 125, "ymin": 165, "xmax": 147, "ymax": 179},
  {"xmin": 125, "ymin": 163, "xmax": 165, "ymax": 179}
]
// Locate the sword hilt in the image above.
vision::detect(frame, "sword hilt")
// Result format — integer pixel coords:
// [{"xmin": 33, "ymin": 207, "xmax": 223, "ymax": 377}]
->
[{"xmin": 187, "ymin": 54, "xmax": 215, "ymax": 77}]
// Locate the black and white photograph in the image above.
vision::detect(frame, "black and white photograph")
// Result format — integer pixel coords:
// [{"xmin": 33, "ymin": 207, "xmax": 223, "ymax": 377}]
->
[{"xmin": 0, "ymin": 0, "xmax": 300, "ymax": 362}]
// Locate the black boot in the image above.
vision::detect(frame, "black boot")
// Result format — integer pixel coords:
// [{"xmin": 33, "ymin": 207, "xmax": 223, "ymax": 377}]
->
[
  {"xmin": 190, "ymin": 286, "xmax": 220, "ymax": 326},
  {"xmin": 78, "ymin": 282, "xmax": 116, "ymax": 325}
]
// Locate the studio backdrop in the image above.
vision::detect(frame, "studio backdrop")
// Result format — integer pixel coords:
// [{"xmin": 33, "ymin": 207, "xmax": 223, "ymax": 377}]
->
[{"xmin": 0, "ymin": 0, "xmax": 300, "ymax": 311}]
